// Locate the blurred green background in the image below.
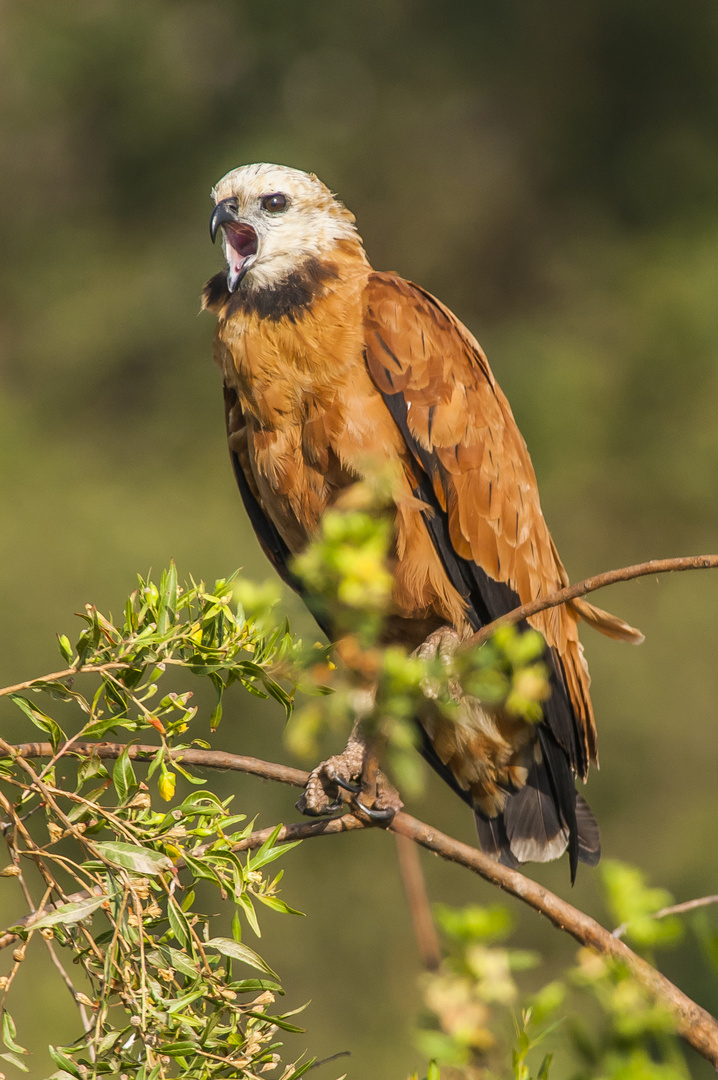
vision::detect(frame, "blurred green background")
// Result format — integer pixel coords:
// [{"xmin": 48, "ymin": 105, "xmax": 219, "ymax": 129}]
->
[{"xmin": 2, "ymin": 1, "xmax": 718, "ymax": 1076}]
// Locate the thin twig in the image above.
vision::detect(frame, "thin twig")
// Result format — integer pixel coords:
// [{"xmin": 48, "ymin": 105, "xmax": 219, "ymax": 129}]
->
[
  {"xmin": 14, "ymin": 874, "xmax": 81, "ymax": 1021},
  {"xmin": 6, "ymin": 740, "xmax": 718, "ymax": 1067},
  {"xmin": 0, "ymin": 661, "xmax": 136, "ymax": 699},
  {"xmin": 613, "ymin": 895, "xmax": 718, "ymax": 940},
  {"xmin": 0, "ymin": 657, "xmax": 189, "ymax": 700},
  {"xmin": 394, "ymin": 832, "xmax": 442, "ymax": 971},
  {"xmin": 468, "ymin": 553, "xmax": 718, "ymax": 647}
]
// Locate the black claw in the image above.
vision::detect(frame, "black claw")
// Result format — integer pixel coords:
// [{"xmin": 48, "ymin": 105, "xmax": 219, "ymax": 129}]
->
[
  {"xmin": 353, "ymin": 798, "xmax": 396, "ymax": 824},
  {"xmin": 328, "ymin": 772, "xmax": 361, "ymax": 796},
  {"xmin": 295, "ymin": 794, "xmax": 345, "ymax": 818}
]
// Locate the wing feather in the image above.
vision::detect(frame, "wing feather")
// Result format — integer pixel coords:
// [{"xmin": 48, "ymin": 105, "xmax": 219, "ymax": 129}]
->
[
  {"xmin": 222, "ymin": 384, "xmax": 333, "ymax": 639},
  {"xmin": 363, "ymin": 272, "xmax": 596, "ymax": 784}
]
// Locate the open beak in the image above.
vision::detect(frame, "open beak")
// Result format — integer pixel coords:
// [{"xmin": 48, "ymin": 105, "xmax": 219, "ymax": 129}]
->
[{"xmin": 210, "ymin": 198, "xmax": 258, "ymax": 292}]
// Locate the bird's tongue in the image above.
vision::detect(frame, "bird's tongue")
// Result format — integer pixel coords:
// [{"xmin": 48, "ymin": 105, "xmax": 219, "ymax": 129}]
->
[{"xmin": 224, "ymin": 223, "xmax": 258, "ymax": 291}]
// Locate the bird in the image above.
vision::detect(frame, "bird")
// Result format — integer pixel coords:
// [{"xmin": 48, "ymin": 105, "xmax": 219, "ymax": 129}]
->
[{"xmin": 202, "ymin": 162, "xmax": 642, "ymax": 880}]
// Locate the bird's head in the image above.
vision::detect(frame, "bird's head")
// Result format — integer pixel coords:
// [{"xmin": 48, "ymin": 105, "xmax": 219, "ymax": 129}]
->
[{"xmin": 209, "ymin": 163, "xmax": 363, "ymax": 293}]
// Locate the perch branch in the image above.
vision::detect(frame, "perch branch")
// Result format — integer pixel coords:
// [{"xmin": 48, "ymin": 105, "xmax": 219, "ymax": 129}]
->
[
  {"xmin": 7, "ymin": 740, "xmax": 718, "ymax": 1067},
  {"xmin": 469, "ymin": 553, "xmax": 718, "ymax": 646}
]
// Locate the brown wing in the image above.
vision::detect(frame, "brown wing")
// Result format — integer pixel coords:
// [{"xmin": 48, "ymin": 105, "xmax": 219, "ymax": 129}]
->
[
  {"xmin": 222, "ymin": 382, "xmax": 335, "ymax": 639},
  {"xmin": 363, "ymin": 272, "xmax": 597, "ymax": 780}
]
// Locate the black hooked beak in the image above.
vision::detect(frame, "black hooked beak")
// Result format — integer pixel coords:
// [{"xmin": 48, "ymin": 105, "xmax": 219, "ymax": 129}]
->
[{"xmin": 210, "ymin": 197, "xmax": 240, "ymax": 242}]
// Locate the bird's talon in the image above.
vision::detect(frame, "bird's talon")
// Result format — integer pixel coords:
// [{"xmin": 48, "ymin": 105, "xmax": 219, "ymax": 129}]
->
[
  {"xmin": 353, "ymin": 798, "xmax": 397, "ymax": 824},
  {"xmin": 294, "ymin": 794, "xmax": 344, "ymax": 818},
  {"xmin": 328, "ymin": 771, "xmax": 361, "ymax": 795}
]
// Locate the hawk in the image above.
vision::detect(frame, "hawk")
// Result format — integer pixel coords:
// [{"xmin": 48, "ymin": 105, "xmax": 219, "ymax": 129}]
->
[{"xmin": 202, "ymin": 163, "xmax": 641, "ymax": 879}]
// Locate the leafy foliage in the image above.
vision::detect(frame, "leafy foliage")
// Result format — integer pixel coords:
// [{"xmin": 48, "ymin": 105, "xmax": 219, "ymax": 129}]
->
[
  {"xmin": 0, "ymin": 499, "xmax": 555, "ymax": 1079},
  {"xmin": 416, "ymin": 878, "xmax": 716, "ymax": 1080},
  {"xmin": 0, "ymin": 569, "xmax": 313, "ymax": 1080},
  {"xmin": 601, "ymin": 861, "xmax": 683, "ymax": 954},
  {"xmin": 0, "ymin": 540, "xmax": 715, "ymax": 1079}
]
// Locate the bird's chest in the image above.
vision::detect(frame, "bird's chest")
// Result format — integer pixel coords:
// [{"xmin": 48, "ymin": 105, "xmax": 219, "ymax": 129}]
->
[{"xmin": 217, "ymin": 316, "xmax": 395, "ymax": 552}]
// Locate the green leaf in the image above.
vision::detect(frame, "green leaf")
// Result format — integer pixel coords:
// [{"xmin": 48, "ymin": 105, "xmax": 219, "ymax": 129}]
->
[
  {"xmin": 245, "ymin": 1010, "xmax": 305, "ymax": 1033},
  {"xmin": 181, "ymin": 852, "xmax": 225, "ymax": 889},
  {"xmin": 94, "ymin": 841, "xmax": 173, "ymax": 876},
  {"xmin": 2, "ymin": 1013, "xmax": 27, "ymax": 1056},
  {"xmin": 8, "ymin": 695, "xmax": 65, "ymax": 750},
  {"xmin": 255, "ymin": 895, "xmax": 305, "ymax": 916},
  {"xmin": 172, "ymin": 791, "xmax": 227, "ymax": 817},
  {"xmin": 166, "ymin": 947, "xmax": 200, "ymax": 979},
  {"xmin": 134, "ymin": 1066, "xmax": 162, "ymax": 1080},
  {"xmin": 67, "ymin": 785, "xmax": 109, "ymax": 822},
  {"xmin": 112, "ymin": 745, "xmax": 137, "ymax": 804},
  {"xmin": 204, "ymin": 937, "xmax": 278, "ymax": 978},
  {"xmin": 427, "ymin": 1062, "xmax": 441, "ymax": 1080},
  {"xmin": 157, "ymin": 1041, "xmax": 198, "ymax": 1056},
  {"xmin": 247, "ymin": 824, "xmax": 302, "ymax": 871},
  {"xmin": 209, "ymin": 698, "xmax": 223, "ymax": 730},
  {"xmin": 180, "ymin": 888, "xmax": 196, "ymax": 912},
  {"xmin": 537, "ymin": 1053, "xmax": 553, "ymax": 1080},
  {"xmin": 237, "ymin": 891, "xmax": 262, "ymax": 937},
  {"xmin": 167, "ymin": 898, "xmax": 191, "ymax": 947},
  {"xmin": 95, "ymin": 1030, "xmax": 121, "ymax": 1055},
  {"xmin": 0, "ymin": 1051, "xmax": 30, "ymax": 1072},
  {"xmin": 263, "ymin": 678, "xmax": 293, "ymax": 719},
  {"xmin": 47, "ymin": 1047, "xmax": 81, "ymax": 1077},
  {"xmin": 172, "ymin": 761, "xmax": 206, "ymax": 786},
  {"xmin": 231, "ymin": 909, "xmax": 242, "ymax": 942},
  {"xmin": 145, "ymin": 946, "xmax": 198, "ymax": 980},
  {"xmin": 146, "ymin": 747, "xmax": 165, "ymax": 781},
  {"xmin": 288, "ymin": 1062, "xmax": 322, "ymax": 1080},
  {"xmin": 81, "ymin": 715, "xmax": 125, "ymax": 740},
  {"xmin": 57, "ymin": 635, "xmax": 74, "ymax": 664},
  {"xmin": 433, "ymin": 902, "xmax": 512, "ymax": 943},
  {"xmin": 11, "ymin": 894, "xmax": 107, "ymax": 932},
  {"xmin": 157, "ymin": 563, "xmax": 178, "ymax": 635},
  {"xmin": 164, "ymin": 987, "xmax": 207, "ymax": 1014},
  {"xmin": 228, "ymin": 979, "xmax": 282, "ymax": 994},
  {"xmin": 601, "ymin": 860, "xmax": 683, "ymax": 951}
]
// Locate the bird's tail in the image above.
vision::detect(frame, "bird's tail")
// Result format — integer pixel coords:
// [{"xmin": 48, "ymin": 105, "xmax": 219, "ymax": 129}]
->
[
  {"xmin": 569, "ymin": 597, "xmax": 644, "ymax": 644},
  {"xmin": 474, "ymin": 779, "xmax": 600, "ymax": 881}
]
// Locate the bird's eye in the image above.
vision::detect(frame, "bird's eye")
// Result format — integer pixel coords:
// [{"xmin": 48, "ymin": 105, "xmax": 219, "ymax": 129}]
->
[{"xmin": 261, "ymin": 193, "xmax": 288, "ymax": 213}]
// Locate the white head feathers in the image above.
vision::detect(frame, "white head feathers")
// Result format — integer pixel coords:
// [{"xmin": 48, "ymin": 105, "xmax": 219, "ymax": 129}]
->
[{"xmin": 211, "ymin": 163, "xmax": 362, "ymax": 292}]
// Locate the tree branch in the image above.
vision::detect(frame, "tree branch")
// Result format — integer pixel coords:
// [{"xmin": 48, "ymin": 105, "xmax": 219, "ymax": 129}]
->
[
  {"xmin": 0, "ymin": 658, "xmax": 193, "ymax": 700},
  {"xmin": 8, "ymin": 740, "xmax": 718, "ymax": 1067},
  {"xmin": 0, "ymin": 662, "xmax": 137, "ymax": 699},
  {"xmin": 469, "ymin": 553, "xmax": 718, "ymax": 646}
]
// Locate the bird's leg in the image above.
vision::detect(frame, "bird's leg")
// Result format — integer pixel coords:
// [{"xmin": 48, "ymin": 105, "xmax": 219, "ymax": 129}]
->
[
  {"xmin": 295, "ymin": 720, "xmax": 403, "ymax": 822},
  {"xmin": 413, "ymin": 625, "xmax": 463, "ymax": 702},
  {"xmin": 352, "ymin": 737, "xmax": 395, "ymax": 823},
  {"xmin": 413, "ymin": 624, "xmax": 462, "ymax": 668},
  {"xmin": 296, "ymin": 627, "xmax": 465, "ymax": 820}
]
